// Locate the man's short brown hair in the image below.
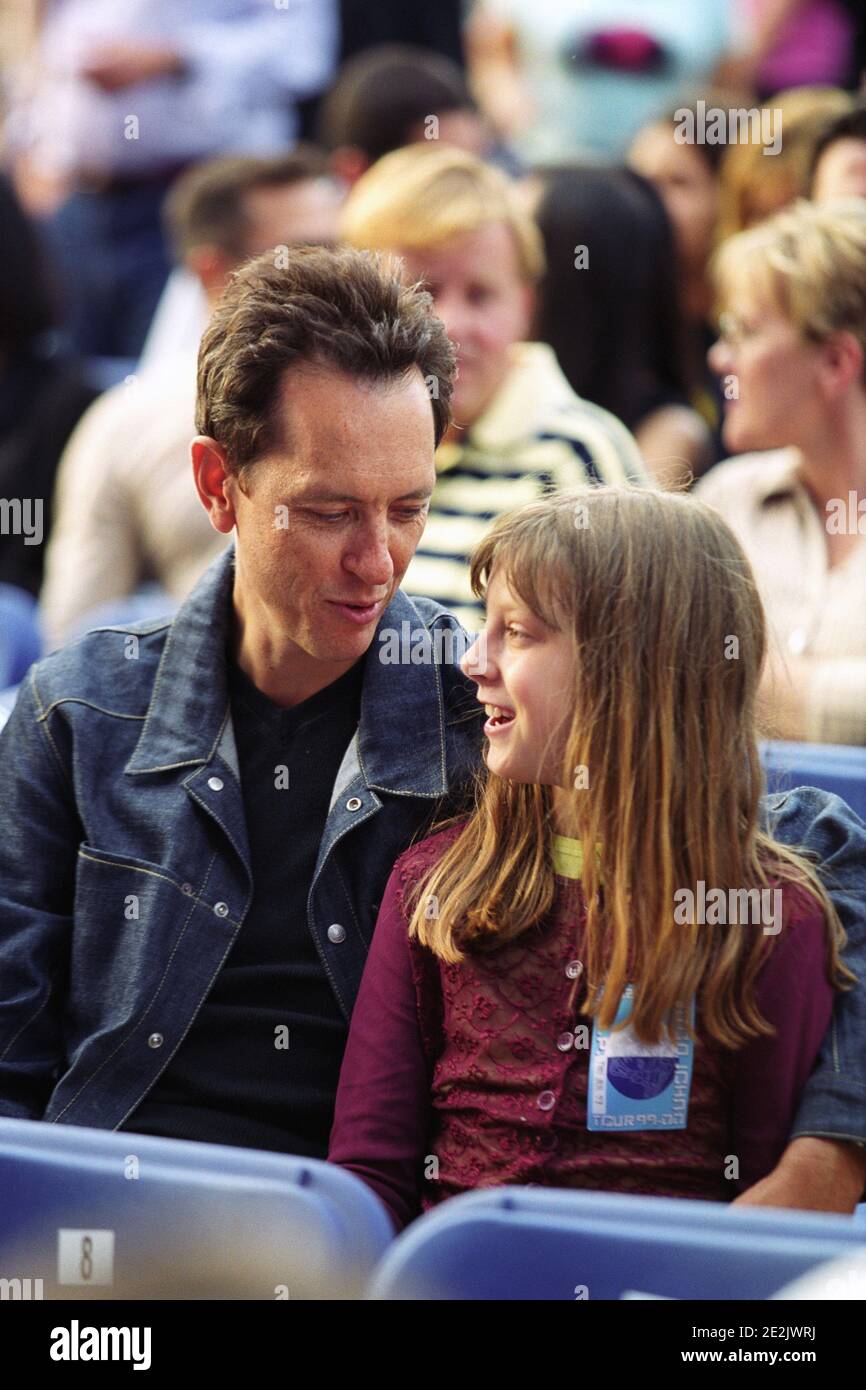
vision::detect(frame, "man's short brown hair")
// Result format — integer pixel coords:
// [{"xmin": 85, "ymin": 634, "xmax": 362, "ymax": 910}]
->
[
  {"xmin": 164, "ymin": 146, "xmax": 332, "ymax": 261},
  {"xmin": 196, "ymin": 244, "xmax": 455, "ymax": 472}
]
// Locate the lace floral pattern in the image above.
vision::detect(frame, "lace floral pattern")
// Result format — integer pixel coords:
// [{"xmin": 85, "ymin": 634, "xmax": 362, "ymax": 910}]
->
[{"xmin": 396, "ymin": 826, "xmax": 737, "ymax": 1211}]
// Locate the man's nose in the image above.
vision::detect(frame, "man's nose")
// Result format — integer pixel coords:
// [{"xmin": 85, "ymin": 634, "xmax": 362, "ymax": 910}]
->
[
  {"xmin": 708, "ymin": 337, "xmax": 731, "ymax": 376},
  {"xmin": 344, "ymin": 522, "xmax": 394, "ymax": 588}
]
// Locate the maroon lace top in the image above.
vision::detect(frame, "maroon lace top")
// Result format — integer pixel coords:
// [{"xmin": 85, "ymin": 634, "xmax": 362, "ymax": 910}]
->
[{"xmin": 328, "ymin": 825, "xmax": 835, "ymax": 1232}]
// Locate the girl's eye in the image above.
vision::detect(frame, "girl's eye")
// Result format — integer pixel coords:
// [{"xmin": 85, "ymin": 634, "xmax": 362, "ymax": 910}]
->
[{"xmin": 505, "ymin": 624, "xmax": 529, "ymax": 641}]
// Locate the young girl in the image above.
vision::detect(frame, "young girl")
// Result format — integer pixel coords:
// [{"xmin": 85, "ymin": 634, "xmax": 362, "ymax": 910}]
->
[{"xmin": 328, "ymin": 486, "xmax": 852, "ymax": 1232}]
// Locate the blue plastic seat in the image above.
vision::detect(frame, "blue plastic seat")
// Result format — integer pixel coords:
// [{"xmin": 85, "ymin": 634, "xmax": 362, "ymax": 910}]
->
[
  {"xmin": 0, "ymin": 1117, "xmax": 392, "ymax": 1298},
  {"xmin": 0, "ymin": 583, "xmax": 41, "ymax": 688},
  {"xmin": 761, "ymin": 740, "xmax": 866, "ymax": 821},
  {"xmin": 369, "ymin": 1187, "xmax": 866, "ymax": 1300}
]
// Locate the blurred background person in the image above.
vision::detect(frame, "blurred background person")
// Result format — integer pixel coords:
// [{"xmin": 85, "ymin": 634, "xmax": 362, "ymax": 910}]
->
[
  {"xmin": 811, "ymin": 98, "xmax": 866, "ymax": 202},
  {"xmin": 0, "ymin": 174, "xmax": 96, "ymax": 602},
  {"xmin": 465, "ymin": 0, "xmax": 735, "ymax": 165},
  {"xmin": 340, "ymin": 144, "xmax": 646, "ymax": 628},
  {"xmin": 40, "ymin": 147, "xmax": 342, "ymax": 651},
  {"xmin": 697, "ymin": 199, "xmax": 866, "ymax": 746},
  {"xmin": 628, "ymin": 102, "xmax": 728, "ymax": 468},
  {"xmin": 141, "ymin": 144, "xmax": 343, "ymax": 367},
  {"xmin": 317, "ymin": 42, "xmax": 498, "ymax": 188},
  {"xmin": 716, "ymin": 85, "xmax": 852, "ymax": 239},
  {"xmin": 723, "ymin": 0, "xmax": 862, "ymax": 97},
  {"xmin": 4, "ymin": 0, "xmax": 338, "ymax": 360},
  {"xmin": 531, "ymin": 165, "xmax": 712, "ymax": 488}
]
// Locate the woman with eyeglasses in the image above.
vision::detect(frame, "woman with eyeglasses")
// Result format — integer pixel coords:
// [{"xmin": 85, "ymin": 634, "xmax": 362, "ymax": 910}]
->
[{"xmin": 696, "ymin": 198, "xmax": 866, "ymax": 747}]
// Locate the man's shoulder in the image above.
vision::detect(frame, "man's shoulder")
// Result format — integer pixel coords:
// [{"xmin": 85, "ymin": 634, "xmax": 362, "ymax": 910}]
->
[
  {"xmin": 28, "ymin": 618, "xmax": 173, "ymax": 719},
  {"xmin": 762, "ymin": 783, "xmax": 866, "ymax": 852},
  {"xmin": 386, "ymin": 590, "xmax": 477, "ymax": 654},
  {"xmin": 401, "ymin": 591, "xmax": 471, "ymax": 633}
]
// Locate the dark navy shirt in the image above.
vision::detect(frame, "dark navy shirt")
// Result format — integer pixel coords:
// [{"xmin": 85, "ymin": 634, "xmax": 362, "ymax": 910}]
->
[{"xmin": 122, "ymin": 654, "xmax": 364, "ymax": 1155}]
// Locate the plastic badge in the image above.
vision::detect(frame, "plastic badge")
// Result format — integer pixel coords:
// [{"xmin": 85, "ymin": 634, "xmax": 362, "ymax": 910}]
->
[{"xmin": 588, "ymin": 985, "xmax": 694, "ymax": 1131}]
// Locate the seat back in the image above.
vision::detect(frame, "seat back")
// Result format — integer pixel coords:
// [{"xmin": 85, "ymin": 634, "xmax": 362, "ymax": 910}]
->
[
  {"xmin": 761, "ymin": 739, "xmax": 866, "ymax": 820},
  {"xmin": 369, "ymin": 1188, "xmax": 866, "ymax": 1300},
  {"xmin": 0, "ymin": 1117, "xmax": 392, "ymax": 1298}
]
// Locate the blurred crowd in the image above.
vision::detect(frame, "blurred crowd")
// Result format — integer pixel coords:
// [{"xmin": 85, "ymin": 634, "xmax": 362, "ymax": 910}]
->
[{"xmin": 1, "ymin": 0, "xmax": 865, "ymax": 743}]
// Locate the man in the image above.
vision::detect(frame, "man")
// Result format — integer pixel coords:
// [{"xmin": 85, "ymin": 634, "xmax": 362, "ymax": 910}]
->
[
  {"xmin": 0, "ymin": 247, "xmax": 863, "ymax": 1210},
  {"xmin": 0, "ymin": 246, "xmax": 479, "ymax": 1156},
  {"xmin": 7, "ymin": 0, "xmax": 337, "ymax": 356},
  {"xmin": 40, "ymin": 148, "xmax": 343, "ymax": 650},
  {"xmin": 340, "ymin": 145, "xmax": 646, "ymax": 628}
]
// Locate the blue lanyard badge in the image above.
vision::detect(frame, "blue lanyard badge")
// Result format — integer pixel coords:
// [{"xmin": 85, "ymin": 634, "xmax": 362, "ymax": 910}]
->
[{"xmin": 587, "ymin": 985, "xmax": 694, "ymax": 1132}]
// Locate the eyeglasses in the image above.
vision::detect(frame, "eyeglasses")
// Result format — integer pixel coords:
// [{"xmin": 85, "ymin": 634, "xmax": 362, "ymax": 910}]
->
[{"xmin": 716, "ymin": 311, "xmax": 760, "ymax": 347}]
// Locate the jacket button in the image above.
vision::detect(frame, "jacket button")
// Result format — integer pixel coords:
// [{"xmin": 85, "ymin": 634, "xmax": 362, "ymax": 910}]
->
[
  {"xmin": 345, "ymin": 797, "xmax": 362, "ymax": 812},
  {"xmin": 207, "ymin": 776, "xmax": 224, "ymax": 792},
  {"xmin": 327, "ymin": 923, "xmax": 346, "ymax": 943},
  {"xmin": 181, "ymin": 883, "xmax": 194, "ymax": 896},
  {"xmin": 214, "ymin": 902, "xmax": 229, "ymax": 917},
  {"xmin": 147, "ymin": 1033, "xmax": 164, "ymax": 1049}
]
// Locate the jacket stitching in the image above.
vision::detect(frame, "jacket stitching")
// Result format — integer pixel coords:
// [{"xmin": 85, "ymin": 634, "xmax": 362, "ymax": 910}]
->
[
  {"xmin": 52, "ymin": 852, "xmax": 219, "ymax": 1120},
  {"xmin": 38, "ymin": 699, "xmax": 146, "ymax": 722},
  {"xmin": 75, "ymin": 851, "xmax": 233, "ymax": 919}
]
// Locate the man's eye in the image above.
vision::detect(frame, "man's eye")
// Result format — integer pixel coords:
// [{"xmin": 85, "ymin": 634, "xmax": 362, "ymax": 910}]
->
[
  {"xmin": 393, "ymin": 508, "xmax": 426, "ymax": 522},
  {"xmin": 310, "ymin": 512, "xmax": 348, "ymax": 523}
]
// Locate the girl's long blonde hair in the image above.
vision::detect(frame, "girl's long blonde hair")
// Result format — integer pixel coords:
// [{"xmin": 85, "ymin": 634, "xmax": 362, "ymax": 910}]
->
[{"xmin": 408, "ymin": 487, "xmax": 852, "ymax": 1047}]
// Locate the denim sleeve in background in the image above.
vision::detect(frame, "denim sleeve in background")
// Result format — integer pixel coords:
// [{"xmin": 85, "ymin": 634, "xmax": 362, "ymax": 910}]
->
[{"xmin": 766, "ymin": 786, "xmax": 866, "ymax": 1147}]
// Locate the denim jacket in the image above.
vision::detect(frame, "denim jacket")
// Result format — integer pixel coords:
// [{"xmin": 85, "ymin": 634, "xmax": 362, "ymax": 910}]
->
[
  {"xmin": 0, "ymin": 549, "xmax": 483, "ymax": 1128},
  {"xmin": 0, "ymin": 547, "xmax": 865, "ymax": 1151}
]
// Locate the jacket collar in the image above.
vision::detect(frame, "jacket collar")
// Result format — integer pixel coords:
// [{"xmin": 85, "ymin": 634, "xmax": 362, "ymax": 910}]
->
[{"xmin": 127, "ymin": 546, "xmax": 452, "ymax": 796}]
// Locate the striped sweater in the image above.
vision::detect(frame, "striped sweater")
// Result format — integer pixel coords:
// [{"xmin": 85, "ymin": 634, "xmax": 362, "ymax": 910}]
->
[{"xmin": 402, "ymin": 342, "xmax": 647, "ymax": 628}]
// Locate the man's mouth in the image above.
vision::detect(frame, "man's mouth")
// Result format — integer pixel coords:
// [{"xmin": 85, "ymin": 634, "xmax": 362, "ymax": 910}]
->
[{"xmin": 328, "ymin": 598, "xmax": 386, "ymax": 625}]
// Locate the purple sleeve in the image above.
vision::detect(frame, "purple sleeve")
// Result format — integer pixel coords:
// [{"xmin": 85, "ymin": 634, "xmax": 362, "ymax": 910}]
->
[
  {"xmin": 731, "ymin": 891, "xmax": 835, "ymax": 1192},
  {"xmin": 327, "ymin": 864, "xmax": 434, "ymax": 1233}
]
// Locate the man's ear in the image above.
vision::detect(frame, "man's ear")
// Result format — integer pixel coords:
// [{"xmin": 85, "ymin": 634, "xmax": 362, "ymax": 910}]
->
[
  {"xmin": 184, "ymin": 244, "xmax": 236, "ymax": 301},
  {"xmin": 191, "ymin": 436, "xmax": 239, "ymax": 534},
  {"xmin": 329, "ymin": 146, "xmax": 369, "ymax": 187}
]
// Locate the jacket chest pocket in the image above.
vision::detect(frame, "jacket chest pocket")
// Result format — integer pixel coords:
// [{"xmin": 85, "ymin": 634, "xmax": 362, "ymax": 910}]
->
[{"xmin": 69, "ymin": 845, "xmax": 204, "ymax": 1039}]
